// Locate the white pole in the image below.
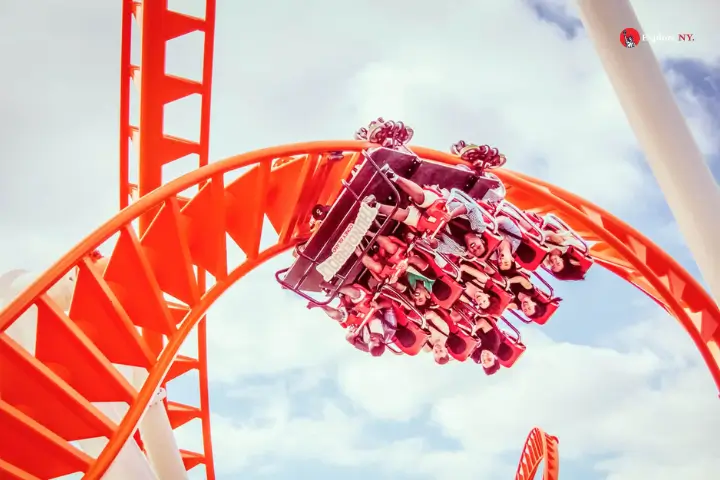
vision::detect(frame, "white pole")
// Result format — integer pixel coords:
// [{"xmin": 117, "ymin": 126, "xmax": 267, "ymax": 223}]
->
[
  {"xmin": 78, "ymin": 402, "xmax": 158, "ymax": 480},
  {"xmin": 139, "ymin": 388, "xmax": 190, "ymax": 480},
  {"xmin": 575, "ymin": 0, "xmax": 720, "ymax": 305}
]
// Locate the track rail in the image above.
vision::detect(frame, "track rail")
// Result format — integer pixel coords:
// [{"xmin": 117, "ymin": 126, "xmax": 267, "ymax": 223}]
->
[
  {"xmin": 0, "ymin": 142, "xmax": 717, "ymax": 479},
  {"xmin": 515, "ymin": 427, "xmax": 560, "ymax": 480}
]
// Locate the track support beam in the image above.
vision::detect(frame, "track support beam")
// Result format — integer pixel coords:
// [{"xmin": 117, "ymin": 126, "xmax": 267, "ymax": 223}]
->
[{"xmin": 576, "ymin": 0, "xmax": 720, "ymax": 304}]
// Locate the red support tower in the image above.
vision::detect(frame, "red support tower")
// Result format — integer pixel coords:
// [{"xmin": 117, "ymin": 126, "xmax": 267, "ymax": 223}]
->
[{"xmin": 118, "ymin": 0, "xmax": 217, "ymax": 477}]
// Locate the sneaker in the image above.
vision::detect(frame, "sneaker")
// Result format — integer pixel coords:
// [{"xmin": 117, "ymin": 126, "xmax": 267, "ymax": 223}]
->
[
  {"xmin": 379, "ymin": 164, "xmax": 398, "ymax": 181},
  {"xmin": 368, "ymin": 125, "xmax": 387, "ymax": 144},
  {"xmin": 354, "ymin": 127, "xmax": 369, "ymax": 141},
  {"xmin": 450, "ymin": 140, "xmax": 467, "ymax": 156},
  {"xmin": 362, "ymin": 194, "xmax": 377, "ymax": 207}
]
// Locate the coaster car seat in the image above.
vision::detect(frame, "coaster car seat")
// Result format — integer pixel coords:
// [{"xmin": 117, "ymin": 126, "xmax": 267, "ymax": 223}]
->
[
  {"xmin": 509, "ymin": 272, "xmax": 561, "ymax": 326},
  {"xmin": 489, "ymin": 316, "xmax": 527, "ymax": 368},
  {"xmin": 496, "ymin": 203, "xmax": 549, "ymax": 271},
  {"xmin": 378, "ymin": 285, "xmax": 430, "ymax": 356},
  {"xmin": 433, "ymin": 309, "xmax": 477, "ymax": 362},
  {"xmin": 538, "ymin": 214, "xmax": 595, "ymax": 280}
]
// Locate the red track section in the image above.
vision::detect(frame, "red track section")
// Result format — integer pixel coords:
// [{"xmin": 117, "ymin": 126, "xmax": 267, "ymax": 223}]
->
[
  {"xmin": 515, "ymin": 428, "xmax": 560, "ymax": 480},
  {"xmin": 0, "ymin": 142, "xmax": 717, "ymax": 478}
]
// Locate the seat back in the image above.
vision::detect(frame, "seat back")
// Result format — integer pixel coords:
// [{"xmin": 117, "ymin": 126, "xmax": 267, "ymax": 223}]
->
[
  {"xmin": 513, "ymin": 239, "xmax": 549, "ymax": 271},
  {"xmin": 487, "ymin": 315, "xmax": 526, "ymax": 368},
  {"xmin": 528, "ymin": 290, "xmax": 561, "ymax": 325},
  {"xmin": 431, "ymin": 277, "xmax": 464, "ymax": 310},
  {"xmin": 507, "ymin": 290, "xmax": 561, "ymax": 326},
  {"xmin": 496, "ymin": 204, "xmax": 550, "ymax": 271},
  {"xmin": 412, "ymin": 248, "xmax": 464, "ymax": 309},
  {"xmin": 545, "ymin": 245, "xmax": 594, "ymax": 281},
  {"xmin": 391, "ymin": 304, "xmax": 428, "ymax": 356},
  {"xmin": 487, "ymin": 280, "xmax": 513, "ymax": 315},
  {"xmin": 480, "ymin": 230, "xmax": 503, "ymax": 262},
  {"xmin": 435, "ymin": 309, "xmax": 477, "ymax": 362},
  {"xmin": 497, "ymin": 338, "xmax": 526, "ymax": 368}
]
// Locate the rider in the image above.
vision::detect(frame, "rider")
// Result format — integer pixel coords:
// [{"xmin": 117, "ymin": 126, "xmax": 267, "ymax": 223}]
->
[
  {"xmin": 354, "ymin": 235, "xmax": 428, "ymax": 286},
  {"xmin": 506, "ymin": 274, "xmax": 554, "ymax": 320},
  {"xmin": 467, "ymin": 316, "xmax": 504, "ymax": 375},
  {"xmin": 505, "ymin": 210, "xmax": 588, "ymax": 281},
  {"xmin": 422, "ymin": 310, "xmax": 451, "ymax": 365},
  {"xmin": 453, "ymin": 262, "xmax": 505, "ymax": 315},
  {"xmin": 311, "ymin": 282, "xmax": 420, "ymax": 356},
  {"xmin": 365, "ymin": 196, "xmax": 489, "ymax": 261},
  {"xmin": 489, "ymin": 215, "xmax": 525, "ymax": 273},
  {"xmin": 344, "ymin": 298, "xmax": 399, "ymax": 357},
  {"xmin": 543, "ymin": 231, "xmax": 588, "ymax": 281},
  {"xmin": 402, "ymin": 258, "xmax": 458, "ymax": 311}
]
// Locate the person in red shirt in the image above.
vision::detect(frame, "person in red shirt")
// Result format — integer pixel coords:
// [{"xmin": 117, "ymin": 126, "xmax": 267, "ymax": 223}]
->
[{"xmin": 506, "ymin": 275, "xmax": 553, "ymax": 321}]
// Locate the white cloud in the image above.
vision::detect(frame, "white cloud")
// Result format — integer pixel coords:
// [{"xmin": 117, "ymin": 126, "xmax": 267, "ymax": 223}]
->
[{"xmin": 184, "ymin": 301, "xmax": 719, "ymax": 479}]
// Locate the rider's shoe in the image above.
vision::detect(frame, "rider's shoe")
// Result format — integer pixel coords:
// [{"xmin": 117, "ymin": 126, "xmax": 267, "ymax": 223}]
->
[
  {"xmin": 362, "ymin": 194, "xmax": 377, "ymax": 207},
  {"xmin": 379, "ymin": 164, "xmax": 399, "ymax": 181}
]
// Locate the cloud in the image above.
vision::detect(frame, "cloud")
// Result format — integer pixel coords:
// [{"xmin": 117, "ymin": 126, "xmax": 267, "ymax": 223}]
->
[{"xmin": 174, "ymin": 302, "xmax": 719, "ymax": 479}]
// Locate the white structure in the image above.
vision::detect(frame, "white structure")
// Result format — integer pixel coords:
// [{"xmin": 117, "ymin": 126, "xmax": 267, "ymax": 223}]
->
[
  {"xmin": 1, "ymin": 268, "xmax": 186, "ymax": 479},
  {"xmin": 576, "ymin": 0, "xmax": 720, "ymax": 304}
]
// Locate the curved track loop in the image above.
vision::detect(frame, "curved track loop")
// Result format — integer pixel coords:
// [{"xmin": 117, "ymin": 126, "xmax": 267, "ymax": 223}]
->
[
  {"xmin": 1, "ymin": 141, "xmax": 718, "ymax": 479},
  {"xmin": 514, "ymin": 427, "xmax": 559, "ymax": 480}
]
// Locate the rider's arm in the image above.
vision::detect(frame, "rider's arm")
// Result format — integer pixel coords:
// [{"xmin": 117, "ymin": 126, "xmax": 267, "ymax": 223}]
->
[
  {"xmin": 345, "ymin": 329, "xmax": 370, "ymax": 352},
  {"xmin": 507, "ymin": 275, "xmax": 533, "ymax": 290},
  {"xmin": 458, "ymin": 263, "xmax": 490, "ymax": 283},
  {"xmin": 446, "ymin": 190, "xmax": 487, "ymax": 233},
  {"xmin": 372, "ymin": 298, "xmax": 393, "ymax": 310},
  {"xmin": 408, "ymin": 253, "xmax": 429, "ymax": 271},
  {"xmin": 448, "ymin": 204, "xmax": 468, "ymax": 219},
  {"xmin": 546, "ymin": 232, "xmax": 566, "ymax": 245},
  {"xmin": 324, "ymin": 306, "xmax": 347, "ymax": 323}
]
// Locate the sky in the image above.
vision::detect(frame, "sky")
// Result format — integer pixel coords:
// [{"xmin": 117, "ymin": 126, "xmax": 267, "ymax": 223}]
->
[{"xmin": 0, "ymin": 0, "xmax": 719, "ymax": 479}]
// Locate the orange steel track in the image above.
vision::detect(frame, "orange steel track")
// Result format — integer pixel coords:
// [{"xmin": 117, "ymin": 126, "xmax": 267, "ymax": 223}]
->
[
  {"xmin": 1, "ymin": 142, "xmax": 718, "ymax": 479},
  {"xmin": 515, "ymin": 428, "xmax": 560, "ymax": 480}
]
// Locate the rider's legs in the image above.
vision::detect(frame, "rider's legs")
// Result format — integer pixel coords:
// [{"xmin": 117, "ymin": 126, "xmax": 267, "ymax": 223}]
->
[
  {"xmin": 355, "ymin": 247, "xmax": 385, "ymax": 276},
  {"xmin": 374, "ymin": 235, "xmax": 401, "ymax": 255},
  {"xmin": 337, "ymin": 284, "xmax": 367, "ymax": 303},
  {"xmin": 380, "ymin": 165, "xmax": 442, "ymax": 207}
]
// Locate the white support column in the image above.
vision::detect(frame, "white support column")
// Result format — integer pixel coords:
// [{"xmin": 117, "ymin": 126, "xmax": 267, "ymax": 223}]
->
[
  {"xmin": 78, "ymin": 403, "xmax": 158, "ymax": 480},
  {"xmin": 575, "ymin": 0, "xmax": 720, "ymax": 304},
  {"xmin": 138, "ymin": 387, "xmax": 190, "ymax": 480},
  {"xmin": 1, "ymin": 272, "xmax": 157, "ymax": 478}
]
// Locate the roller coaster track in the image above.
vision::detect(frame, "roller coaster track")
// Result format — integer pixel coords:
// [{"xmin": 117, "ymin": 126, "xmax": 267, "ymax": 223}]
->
[
  {"xmin": 1, "ymin": 1, "xmax": 717, "ymax": 479},
  {"xmin": 515, "ymin": 428, "xmax": 560, "ymax": 480},
  {"xmin": 0, "ymin": 142, "xmax": 718, "ymax": 479}
]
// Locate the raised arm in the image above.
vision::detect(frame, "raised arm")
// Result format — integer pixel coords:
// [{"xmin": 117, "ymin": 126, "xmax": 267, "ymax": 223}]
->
[
  {"xmin": 546, "ymin": 232, "xmax": 566, "ymax": 245},
  {"xmin": 458, "ymin": 263, "xmax": 490, "ymax": 284},
  {"xmin": 507, "ymin": 275, "xmax": 534, "ymax": 290},
  {"xmin": 345, "ymin": 327, "xmax": 369, "ymax": 352},
  {"xmin": 446, "ymin": 189, "xmax": 487, "ymax": 233}
]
